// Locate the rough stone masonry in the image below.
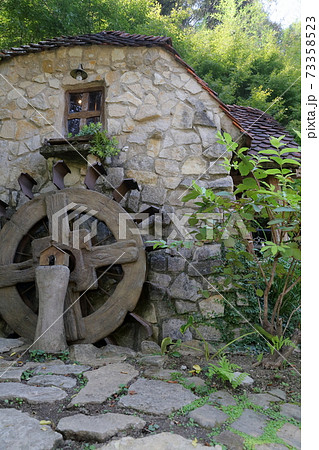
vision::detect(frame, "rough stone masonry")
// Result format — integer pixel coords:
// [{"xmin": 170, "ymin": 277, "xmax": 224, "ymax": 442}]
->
[{"xmin": 0, "ymin": 35, "xmax": 246, "ymax": 346}]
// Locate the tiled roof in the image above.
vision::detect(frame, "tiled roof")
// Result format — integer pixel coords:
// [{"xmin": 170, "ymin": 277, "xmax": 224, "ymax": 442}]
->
[
  {"xmin": 227, "ymin": 105, "xmax": 300, "ymax": 158},
  {"xmin": 0, "ymin": 31, "xmax": 175, "ymax": 59}
]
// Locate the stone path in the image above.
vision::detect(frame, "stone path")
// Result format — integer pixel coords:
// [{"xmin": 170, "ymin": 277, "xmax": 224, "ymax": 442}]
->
[{"xmin": 0, "ymin": 338, "xmax": 301, "ymax": 449}]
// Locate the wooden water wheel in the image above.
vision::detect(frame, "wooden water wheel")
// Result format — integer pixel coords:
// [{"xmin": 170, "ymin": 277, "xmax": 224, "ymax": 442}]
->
[{"xmin": 0, "ymin": 188, "xmax": 146, "ymax": 344}]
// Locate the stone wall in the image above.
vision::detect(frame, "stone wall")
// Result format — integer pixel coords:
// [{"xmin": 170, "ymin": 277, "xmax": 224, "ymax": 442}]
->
[
  {"xmin": 0, "ymin": 43, "xmax": 244, "ymax": 346},
  {"xmin": 0, "ymin": 44, "xmax": 241, "ymax": 210}
]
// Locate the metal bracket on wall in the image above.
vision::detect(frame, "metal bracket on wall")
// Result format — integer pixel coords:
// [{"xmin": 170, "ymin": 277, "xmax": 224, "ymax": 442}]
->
[
  {"xmin": 113, "ymin": 179, "xmax": 140, "ymax": 203},
  {"xmin": 52, "ymin": 160, "xmax": 71, "ymax": 190},
  {"xmin": 84, "ymin": 162, "xmax": 106, "ymax": 190},
  {"xmin": 18, "ymin": 173, "xmax": 37, "ymax": 199}
]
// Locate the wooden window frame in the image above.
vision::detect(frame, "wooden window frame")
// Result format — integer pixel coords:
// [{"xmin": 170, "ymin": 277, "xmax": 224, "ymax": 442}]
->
[{"xmin": 65, "ymin": 87, "xmax": 104, "ymax": 135}]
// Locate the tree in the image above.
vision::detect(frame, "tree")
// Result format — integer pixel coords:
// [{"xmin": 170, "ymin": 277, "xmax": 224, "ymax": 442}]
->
[
  {"xmin": 182, "ymin": 132, "xmax": 301, "ymax": 368},
  {"xmin": 184, "ymin": 0, "xmax": 301, "ymax": 132}
]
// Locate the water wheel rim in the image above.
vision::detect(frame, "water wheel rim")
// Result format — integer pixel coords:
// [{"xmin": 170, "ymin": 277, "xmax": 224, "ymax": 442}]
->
[{"xmin": 0, "ymin": 188, "xmax": 146, "ymax": 344}]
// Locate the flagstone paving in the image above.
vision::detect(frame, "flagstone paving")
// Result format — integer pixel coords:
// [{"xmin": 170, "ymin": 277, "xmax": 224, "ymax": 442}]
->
[
  {"xmin": 0, "ymin": 338, "xmax": 24, "ymax": 353},
  {"xmin": 33, "ymin": 363, "xmax": 91, "ymax": 376},
  {"xmin": 209, "ymin": 389, "xmax": 237, "ymax": 407},
  {"xmin": 0, "ymin": 408, "xmax": 63, "ymax": 449},
  {"xmin": 27, "ymin": 374, "xmax": 77, "ymax": 389},
  {"xmin": 99, "ymin": 431, "xmax": 222, "ymax": 449},
  {"xmin": 118, "ymin": 378, "xmax": 198, "ymax": 415},
  {"xmin": 0, "ymin": 338, "xmax": 301, "ymax": 449},
  {"xmin": 279, "ymin": 403, "xmax": 301, "ymax": 421},
  {"xmin": 189, "ymin": 404, "xmax": 229, "ymax": 428},
  {"xmin": 57, "ymin": 413, "xmax": 146, "ymax": 442},
  {"xmin": 0, "ymin": 382, "xmax": 67, "ymax": 403},
  {"xmin": 247, "ymin": 392, "xmax": 282, "ymax": 408},
  {"xmin": 277, "ymin": 423, "xmax": 301, "ymax": 449},
  {"xmin": 69, "ymin": 362, "xmax": 139, "ymax": 407},
  {"xmin": 231, "ymin": 409, "xmax": 269, "ymax": 437}
]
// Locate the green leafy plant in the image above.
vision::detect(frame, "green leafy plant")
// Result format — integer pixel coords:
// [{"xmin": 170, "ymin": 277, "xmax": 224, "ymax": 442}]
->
[
  {"xmin": 207, "ymin": 354, "xmax": 249, "ymax": 389},
  {"xmin": 28, "ymin": 349, "xmax": 69, "ymax": 362},
  {"xmin": 160, "ymin": 336, "xmax": 183, "ymax": 357},
  {"xmin": 21, "ymin": 368, "xmax": 35, "ymax": 380},
  {"xmin": 181, "ymin": 132, "xmax": 301, "ymax": 368},
  {"xmin": 161, "ymin": 314, "xmax": 258, "ymax": 362},
  {"xmin": 83, "ymin": 444, "xmax": 96, "ymax": 450},
  {"xmin": 58, "ymin": 350, "xmax": 70, "ymax": 361},
  {"xmin": 160, "ymin": 317, "xmax": 211, "ymax": 360},
  {"xmin": 28, "ymin": 350, "xmax": 49, "ymax": 362},
  {"xmin": 69, "ymin": 122, "xmax": 120, "ymax": 159},
  {"xmin": 254, "ymin": 323, "xmax": 297, "ymax": 355},
  {"xmin": 117, "ymin": 384, "xmax": 128, "ymax": 396},
  {"xmin": 76, "ymin": 373, "xmax": 88, "ymax": 388},
  {"xmin": 180, "ymin": 315, "xmax": 210, "ymax": 360},
  {"xmin": 147, "ymin": 423, "xmax": 160, "ymax": 432}
]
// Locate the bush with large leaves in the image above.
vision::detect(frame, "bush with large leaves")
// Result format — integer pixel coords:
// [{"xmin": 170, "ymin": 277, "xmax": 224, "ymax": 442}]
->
[{"xmin": 182, "ymin": 131, "xmax": 301, "ymax": 368}]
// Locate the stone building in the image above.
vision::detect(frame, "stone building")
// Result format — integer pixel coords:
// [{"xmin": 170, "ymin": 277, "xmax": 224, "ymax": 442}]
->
[{"xmin": 0, "ymin": 31, "xmax": 299, "ymax": 347}]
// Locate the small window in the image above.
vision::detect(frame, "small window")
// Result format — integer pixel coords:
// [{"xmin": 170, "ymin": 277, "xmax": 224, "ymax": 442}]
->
[{"xmin": 66, "ymin": 89, "xmax": 103, "ymax": 135}]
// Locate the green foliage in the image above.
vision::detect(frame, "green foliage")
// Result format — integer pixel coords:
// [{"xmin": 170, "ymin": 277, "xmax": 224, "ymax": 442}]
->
[
  {"xmin": 28, "ymin": 349, "xmax": 69, "ymax": 362},
  {"xmin": 147, "ymin": 423, "xmax": 160, "ymax": 432},
  {"xmin": 83, "ymin": 444, "xmax": 96, "ymax": 450},
  {"xmin": 254, "ymin": 324, "xmax": 297, "ymax": 355},
  {"xmin": 70, "ymin": 121, "xmax": 102, "ymax": 137},
  {"xmin": 4, "ymin": 397, "xmax": 24, "ymax": 406},
  {"xmin": 76, "ymin": 373, "xmax": 88, "ymax": 388},
  {"xmin": 117, "ymin": 384, "xmax": 129, "ymax": 396},
  {"xmin": 21, "ymin": 368, "xmax": 35, "ymax": 381},
  {"xmin": 207, "ymin": 354, "xmax": 249, "ymax": 388},
  {"xmin": 182, "ymin": 132, "xmax": 301, "ymax": 349},
  {"xmin": 181, "ymin": 315, "xmax": 210, "ymax": 360},
  {"xmin": 70, "ymin": 122, "xmax": 120, "ymax": 159},
  {"xmin": 28, "ymin": 350, "xmax": 50, "ymax": 362},
  {"xmin": 160, "ymin": 316, "xmax": 211, "ymax": 360},
  {"xmin": 161, "ymin": 336, "xmax": 173, "ymax": 355},
  {"xmin": 173, "ymin": 396, "xmax": 210, "ymax": 416}
]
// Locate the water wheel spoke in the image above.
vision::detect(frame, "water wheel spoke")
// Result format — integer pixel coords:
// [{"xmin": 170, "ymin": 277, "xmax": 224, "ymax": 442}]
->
[
  {"xmin": 45, "ymin": 191, "xmax": 71, "ymax": 243},
  {"xmin": 85, "ymin": 240, "xmax": 139, "ymax": 268},
  {"xmin": 0, "ymin": 260, "xmax": 35, "ymax": 288}
]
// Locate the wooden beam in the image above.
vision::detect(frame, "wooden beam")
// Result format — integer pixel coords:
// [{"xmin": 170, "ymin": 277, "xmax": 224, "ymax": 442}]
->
[
  {"xmin": 0, "ymin": 260, "xmax": 35, "ymax": 288},
  {"xmin": 84, "ymin": 240, "xmax": 138, "ymax": 268}
]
